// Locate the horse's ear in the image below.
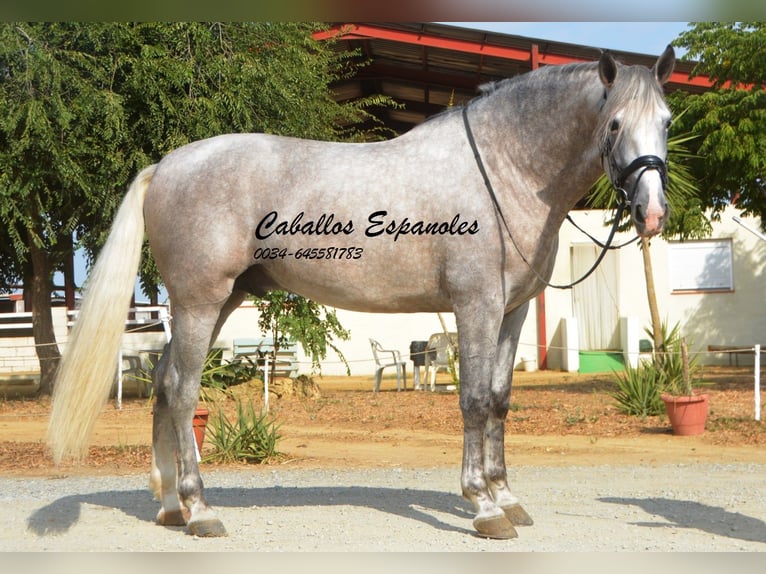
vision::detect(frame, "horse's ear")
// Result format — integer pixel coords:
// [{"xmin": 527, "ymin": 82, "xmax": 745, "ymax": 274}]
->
[
  {"xmin": 598, "ymin": 51, "xmax": 617, "ymax": 87},
  {"xmin": 653, "ymin": 45, "xmax": 676, "ymax": 85}
]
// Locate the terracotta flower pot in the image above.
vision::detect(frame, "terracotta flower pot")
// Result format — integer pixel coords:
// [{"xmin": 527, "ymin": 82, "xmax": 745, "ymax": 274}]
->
[
  {"xmin": 192, "ymin": 406, "xmax": 209, "ymax": 451},
  {"xmin": 661, "ymin": 393, "xmax": 709, "ymax": 436}
]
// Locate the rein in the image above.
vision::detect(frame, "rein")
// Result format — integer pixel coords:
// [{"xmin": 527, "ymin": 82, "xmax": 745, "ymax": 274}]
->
[
  {"xmin": 565, "ymin": 214, "xmax": 639, "ymax": 250},
  {"xmin": 462, "ymin": 106, "xmax": 631, "ymax": 291}
]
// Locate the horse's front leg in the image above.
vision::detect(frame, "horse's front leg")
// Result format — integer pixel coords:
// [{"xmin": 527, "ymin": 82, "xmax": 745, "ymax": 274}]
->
[
  {"xmin": 151, "ymin": 310, "xmax": 228, "ymax": 537},
  {"xmin": 484, "ymin": 303, "xmax": 534, "ymax": 528},
  {"xmin": 456, "ymin": 306, "xmax": 517, "ymax": 539}
]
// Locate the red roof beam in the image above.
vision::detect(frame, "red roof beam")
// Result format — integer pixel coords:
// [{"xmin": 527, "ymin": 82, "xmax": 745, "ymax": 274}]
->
[
  {"xmin": 314, "ymin": 23, "xmax": 542, "ymax": 64},
  {"xmin": 314, "ymin": 23, "xmax": 719, "ymax": 90}
]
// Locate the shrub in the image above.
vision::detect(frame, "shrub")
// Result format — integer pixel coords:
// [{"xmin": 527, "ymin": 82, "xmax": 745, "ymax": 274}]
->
[
  {"xmin": 610, "ymin": 321, "xmax": 706, "ymax": 417},
  {"xmin": 610, "ymin": 361, "xmax": 665, "ymax": 417},
  {"xmin": 202, "ymin": 399, "xmax": 282, "ymax": 464},
  {"xmin": 138, "ymin": 349, "xmax": 262, "ymax": 402},
  {"xmin": 200, "ymin": 349, "xmax": 261, "ymax": 391}
]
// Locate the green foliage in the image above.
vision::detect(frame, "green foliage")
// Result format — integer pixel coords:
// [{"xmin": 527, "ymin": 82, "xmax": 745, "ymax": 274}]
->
[
  {"xmin": 670, "ymin": 22, "xmax": 766, "ymax": 229},
  {"xmin": 610, "ymin": 361, "xmax": 665, "ymax": 417},
  {"xmin": 136, "ymin": 348, "xmax": 262, "ymax": 402},
  {"xmin": 0, "ymin": 22, "xmax": 397, "ymax": 378},
  {"xmin": 610, "ymin": 321, "xmax": 704, "ymax": 416},
  {"xmin": 255, "ymin": 291, "xmax": 351, "ymax": 375},
  {"xmin": 674, "ymin": 22, "xmax": 766, "ymax": 88},
  {"xmin": 202, "ymin": 399, "xmax": 282, "ymax": 464},
  {"xmin": 0, "ymin": 23, "xmax": 130, "ymax": 290},
  {"xmin": 650, "ymin": 321, "xmax": 705, "ymax": 397},
  {"xmin": 199, "ymin": 348, "xmax": 261, "ymax": 398}
]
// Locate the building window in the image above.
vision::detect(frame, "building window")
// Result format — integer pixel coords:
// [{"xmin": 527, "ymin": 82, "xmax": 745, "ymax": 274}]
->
[{"xmin": 668, "ymin": 239, "xmax": 734, "ymax": 293}]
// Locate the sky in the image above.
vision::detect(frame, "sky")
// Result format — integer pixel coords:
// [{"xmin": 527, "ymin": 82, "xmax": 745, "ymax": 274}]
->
[
  {"xmin": 447, "ymin": 22, "xmax": 691, "ymax": 57},
  {"xmin": 64, "ymin": 21, "xmax": 694, "ymax": 301}
]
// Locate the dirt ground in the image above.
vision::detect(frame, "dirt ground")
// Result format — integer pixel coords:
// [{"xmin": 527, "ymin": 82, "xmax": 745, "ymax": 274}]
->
[{"xmin": 0, "ymin": 365, "xmax": 764, "ymax": 477}]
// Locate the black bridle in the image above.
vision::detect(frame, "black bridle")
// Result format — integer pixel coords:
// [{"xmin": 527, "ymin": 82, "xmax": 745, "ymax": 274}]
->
[
  {"xmin": 601, "ymin": 132, "xmax": 668, "ymax": 208},
  {"xmin": 462, "ymin": 105, "xmax": 668, "ymax": 290}
]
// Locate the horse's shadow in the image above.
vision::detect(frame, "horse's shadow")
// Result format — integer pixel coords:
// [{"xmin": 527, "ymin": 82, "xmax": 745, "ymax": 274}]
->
[
  {"xmin": 27, "ymin": 483, "xmax": 475, "ymax": 537},
  {"xmin": 598, "ymin": 497, "xmax": 766, "ymax": 544}
]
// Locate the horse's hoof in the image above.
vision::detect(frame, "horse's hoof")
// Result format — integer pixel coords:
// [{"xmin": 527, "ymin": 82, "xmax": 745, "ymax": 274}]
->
[
  {"xmin": 473, "ymin": 514, "xmax": 518, "ymax": 539},
  {"xmin": 157, "ymin": 509, "xmax": 186, "ymax": 527},
  {"xmin": 188, "ymin": 518, "xmax": 228, "ymax": 537},
  {"xmin": 503, "ymin": 503, "xmax": 534, "ymax": 526}
]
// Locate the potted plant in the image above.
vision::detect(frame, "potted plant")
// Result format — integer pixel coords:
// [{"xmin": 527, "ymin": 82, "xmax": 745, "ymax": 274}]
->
[
  {"xmin": 656, "ymin": 325, "xmax": 710, "ymax": 436},
  {"xmin": 192, "ymin": 406, "xmax": 210, "ymax": 452}
]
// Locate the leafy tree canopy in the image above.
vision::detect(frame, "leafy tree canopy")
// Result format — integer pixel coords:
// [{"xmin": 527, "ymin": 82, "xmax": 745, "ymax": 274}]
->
[
  {"xmin": 0, "ymin": 22, "xmax": 392, "ymax": 390},
  {"xmin": 669, "ymin": 22, "xmax": 766, "ymax": 229}
]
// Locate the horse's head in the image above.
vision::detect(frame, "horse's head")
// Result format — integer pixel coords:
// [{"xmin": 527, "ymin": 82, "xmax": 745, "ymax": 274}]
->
[{"xmin": 598, "ymin": 46, "xmax": 675, "ymax": 237}]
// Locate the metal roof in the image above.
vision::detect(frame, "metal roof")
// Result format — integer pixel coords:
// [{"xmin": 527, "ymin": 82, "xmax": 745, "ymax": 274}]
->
[{"xmin": 315, "ymin": 22, "xmax": 710, "ymax": 135}]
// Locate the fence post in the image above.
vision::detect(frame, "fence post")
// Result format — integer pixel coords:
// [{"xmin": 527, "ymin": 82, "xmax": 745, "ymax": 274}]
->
[
  {"xmin": 755, "ymin": 344, "xmax": 761, "ymax": 422},
  {"xmin": 159, "ymin": 307, "xmax": 172, "ymax": 342},
  {"xmin": 263, "ymin": 355, "xmax": 270, "ymax": 414},
  {"xmin": 116, "ymin": 349, "xmax": 123, "ymax": 410}
]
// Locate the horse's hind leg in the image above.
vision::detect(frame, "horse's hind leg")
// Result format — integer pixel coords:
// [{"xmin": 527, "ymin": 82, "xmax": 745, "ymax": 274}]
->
[
  {"xmin": 484, "ymin": 303, "xmax": 533, "ymax": 527},
  {"xmin": 151, "ymin": 301, "xmax": 231, "ymax": 537},
  {"xmin": 149, "ymin": 345, "xmax": 186, "ymax": 527}
]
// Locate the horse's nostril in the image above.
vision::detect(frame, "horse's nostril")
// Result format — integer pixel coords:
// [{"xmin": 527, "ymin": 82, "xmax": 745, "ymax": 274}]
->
[{"xmin": 634, "ymin": 203, "xmax": 646, "ymax": 224}]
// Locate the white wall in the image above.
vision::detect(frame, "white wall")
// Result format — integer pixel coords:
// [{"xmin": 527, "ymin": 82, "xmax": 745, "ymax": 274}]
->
[
  {"xmin": 543, "ymin": 205, "xmax": 765, "ymax": 368},
  {"xmin": 215, "ymin": 300, "xmax": 460, "ymax": 376}
]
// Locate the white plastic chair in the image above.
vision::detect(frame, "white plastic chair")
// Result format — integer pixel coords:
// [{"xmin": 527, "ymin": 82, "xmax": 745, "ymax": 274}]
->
[
  {"xmin": 424, "ymin": 332, "xmax": 458, "ymax": 391},
  {"xmin": 369, "ymin": 338, "xmax": 407, "ymax": 392}
]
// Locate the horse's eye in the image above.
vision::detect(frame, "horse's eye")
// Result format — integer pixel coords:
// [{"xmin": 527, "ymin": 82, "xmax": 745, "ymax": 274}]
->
[{"xmin": 665, "ymin": 119, "xmax": 672, "ymax": 130}]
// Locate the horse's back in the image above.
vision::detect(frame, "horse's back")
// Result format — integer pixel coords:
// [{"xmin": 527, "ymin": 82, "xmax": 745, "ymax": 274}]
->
[{"xmin": 141, "ymin": 127, "xmax": 490, "ymax": 312}]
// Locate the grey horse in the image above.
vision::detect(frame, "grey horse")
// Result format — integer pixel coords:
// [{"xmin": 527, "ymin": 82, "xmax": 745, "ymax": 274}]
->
[{"xmin": 49, "ymin": 47, "xmax": 675, "ymax": 539}]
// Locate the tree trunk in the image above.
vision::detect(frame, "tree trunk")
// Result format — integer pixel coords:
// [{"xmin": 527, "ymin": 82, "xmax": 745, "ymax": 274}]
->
[
  {"xmin": 640, "ymin": 237, "xmax": 663, "ymax": 359},
  {"xmin": 27, "ymin": 240, "xmax": 61, "ymax": 395}
]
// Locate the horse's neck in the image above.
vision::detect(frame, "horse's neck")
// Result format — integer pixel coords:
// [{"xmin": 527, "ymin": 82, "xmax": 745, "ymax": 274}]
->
[{"xmin": 473, "ymin": 73, "xmax": 605, "ymax": 222}]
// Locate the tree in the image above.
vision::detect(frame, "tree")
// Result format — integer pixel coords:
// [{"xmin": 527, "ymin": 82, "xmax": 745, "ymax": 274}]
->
[
  {"xmin": 0, "ymin": 23, "xmax": 130, "ymax": 393},
  {"xmin": 0, "ymin": 22, "xmax": 392, "ymax": 393},
  {"xmin": 669, "ymin": 22, "xmax": 766, "ymax": 229},
  {"xmin": 256, "ymin": 291, "xmax": 351, "ymax": 379}
]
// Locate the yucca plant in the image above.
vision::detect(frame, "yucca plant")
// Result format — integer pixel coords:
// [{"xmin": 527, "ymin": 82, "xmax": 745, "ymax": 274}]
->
[
  {"xmin": 202, "ymin": 399, "xmax": 282, "ymax": 464},
  {"xmin": 610, "ymin": 361, "xmax": 665, "ymax": 417},
  {"xmin": 611, "ymin": 321, "xmax": 707, "ymax": 417}
]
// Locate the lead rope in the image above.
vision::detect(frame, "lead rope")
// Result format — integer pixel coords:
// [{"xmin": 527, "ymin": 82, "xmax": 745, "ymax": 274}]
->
[{"xmin": 462, "ymin": 106, "xmax": 626, "ymax": 290}]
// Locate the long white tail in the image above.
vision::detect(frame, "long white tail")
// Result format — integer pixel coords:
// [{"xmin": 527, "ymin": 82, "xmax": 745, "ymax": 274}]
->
[{"xmin": 48, "ymin": 165, "xmax": 157, "ymax": 463}]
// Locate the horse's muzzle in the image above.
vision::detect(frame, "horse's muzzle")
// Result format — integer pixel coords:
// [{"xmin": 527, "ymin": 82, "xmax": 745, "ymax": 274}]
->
[{"xmin": 632, "ymin": 186, "xmax": 669, "ymax": 237}]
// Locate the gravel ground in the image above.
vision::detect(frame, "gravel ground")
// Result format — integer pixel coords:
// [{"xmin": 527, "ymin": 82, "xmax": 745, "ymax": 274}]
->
[{"xmin": 1, "ymin": 462, "xmax": 765, "ymax": 552}]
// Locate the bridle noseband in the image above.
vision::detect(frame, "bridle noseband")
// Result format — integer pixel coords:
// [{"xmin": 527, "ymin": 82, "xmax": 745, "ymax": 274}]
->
[{"xmin": 601, "ymin": 135, "xmax": 668, "ymax": 208}]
